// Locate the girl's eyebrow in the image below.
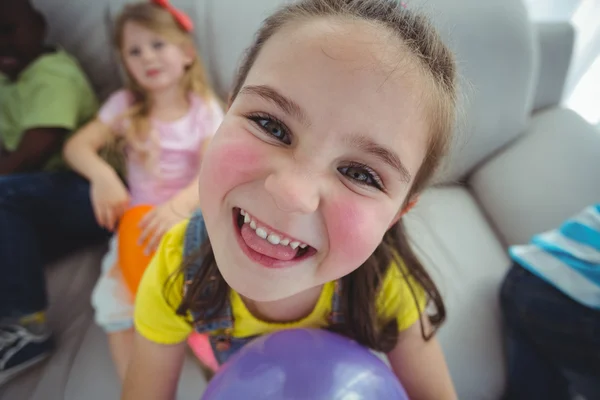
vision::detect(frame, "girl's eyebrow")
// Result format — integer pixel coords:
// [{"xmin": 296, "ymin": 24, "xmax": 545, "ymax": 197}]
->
[
  {"xmin": 239, "ymin": 84, "xmax": 311, "ymax": 127},
  {"xmin": 347, "ymin": 134, "xmax": 411, "ymax": 183}
]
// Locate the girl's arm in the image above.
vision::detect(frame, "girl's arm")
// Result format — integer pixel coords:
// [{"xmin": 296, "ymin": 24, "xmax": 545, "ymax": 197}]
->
[
  {"xmin": 63, "ymin": 119, "xmax": 130, "ymax": 231},
  {"xmin": 121, "ymin": 332, "xmax": 187, "ymax": 400},
  {"xmin": 386, "ymin": 320, "xmax": 457, "ymax": 400},
  {"xmin": 63, "ymin": 119, "xmax": 116, "ymax": 183},
  {"xmin": 139, "ymin": 137, "xmax": 212, "ymax": 251},
  {"xmin": 168, "ymin": 136, "xmax": 213, "ymax": 212}
]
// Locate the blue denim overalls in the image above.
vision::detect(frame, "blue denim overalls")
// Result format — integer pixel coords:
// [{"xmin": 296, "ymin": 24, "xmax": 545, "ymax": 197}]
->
[{"xmin": 182, "ymin": 210, "xmax": 345, "ymax": 365}]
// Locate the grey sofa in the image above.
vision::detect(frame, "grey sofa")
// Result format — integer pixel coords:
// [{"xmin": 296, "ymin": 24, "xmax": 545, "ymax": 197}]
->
[{"xmin": 2, "ymin": 0, "xmax": 599, "ymax": 399}]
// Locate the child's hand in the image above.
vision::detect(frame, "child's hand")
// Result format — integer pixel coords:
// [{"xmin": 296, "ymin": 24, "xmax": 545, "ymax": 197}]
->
[
  {"xmin": 90, "ymin": 170, "xmax": 130, "ymax": 231},
  {"xmin": 138, "ymin": 201, "xmax": 188, "ymax": 254}
]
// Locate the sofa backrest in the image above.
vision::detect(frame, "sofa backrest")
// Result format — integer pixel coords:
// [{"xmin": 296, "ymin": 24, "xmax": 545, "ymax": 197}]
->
[
  {"xmin": 411, "ymin": 0, "xmax": 538, "ymax": 181},
  {"xmin": 33, "ymin": 0, "xmax": 122, "ymax": 101}
]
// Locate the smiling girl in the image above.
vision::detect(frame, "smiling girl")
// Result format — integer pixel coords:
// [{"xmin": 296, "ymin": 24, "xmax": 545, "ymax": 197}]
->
[{"xmin": 124, "ymin": 1, "xmax": 459, "ymax": 399}]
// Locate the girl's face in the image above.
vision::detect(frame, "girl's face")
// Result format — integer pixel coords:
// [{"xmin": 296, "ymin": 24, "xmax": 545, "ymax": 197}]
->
[
  {"xmin": 121, "ymin": 21, "xmax": 192, "ymax": 93},
  {"xmin": 199, "ymin": 19, "xmax": 431, "ymax": 301}
]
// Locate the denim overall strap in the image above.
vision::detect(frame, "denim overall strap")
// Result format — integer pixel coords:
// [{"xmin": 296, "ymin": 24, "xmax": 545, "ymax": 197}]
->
[
  {"xmin": 329, "ymin": 279, "xmax": 345, "ymax": 325},
  {"xmin": 182, "ymin": 209, "xmax": 233, "ymax": 333},
  {"xmin": 210, "ymin": 279, "xmax": 348, "ymax": 365},
  {"xmin": 182, "ymin": 209, "xmax": 208, "ymax": 285}
]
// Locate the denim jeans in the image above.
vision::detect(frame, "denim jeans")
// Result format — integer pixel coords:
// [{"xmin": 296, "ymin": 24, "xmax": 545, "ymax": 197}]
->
[
  {"xmin": 0, "ymin": 171, "xmax": 109, "ymax": 320},
  {"xmin": 500, "ymin": 263, "xmax": 600, "ymax": 400}
]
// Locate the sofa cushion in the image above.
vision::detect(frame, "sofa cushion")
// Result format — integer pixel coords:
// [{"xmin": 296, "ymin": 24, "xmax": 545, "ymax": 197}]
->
[
  {"xmin": 64, "ymin": 323, "xmax": 207, "ymax": 400},
  {"xmin": 470, "ymin": 107, "xmax": 600, "ymax": 246},
  {"xmin": 405, "ymin": 186, "xmax": 510, "ymax": 400},
  {"xmin": 64, "ymin": 322, "xmax": 120, "ymax": 400}
]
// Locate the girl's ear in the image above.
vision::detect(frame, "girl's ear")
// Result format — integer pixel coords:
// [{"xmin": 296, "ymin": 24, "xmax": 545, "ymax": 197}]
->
[{"xmin": 389, "ymin": 196, "xmax": 419, "ymax": 228}]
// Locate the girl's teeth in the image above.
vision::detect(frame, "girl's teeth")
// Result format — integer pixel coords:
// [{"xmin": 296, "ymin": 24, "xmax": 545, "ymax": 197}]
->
[
  {"xmin": 267, "ymin": 234, "xmax": 281, "ymax": 245},
  {"xmin": 240, "ymin": 210, "xmax": 308, "ymax": 250},
  {"xmin": 255, "ymin": 227, "xmax": 268, "ymax": 239}
]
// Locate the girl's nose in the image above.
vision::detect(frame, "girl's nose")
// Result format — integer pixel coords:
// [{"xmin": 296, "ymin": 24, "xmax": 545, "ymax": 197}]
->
[
  {"xmin": 141, "ymin": 47, "xmax": 156, "ymax": 62},
  {"xmin": 264, "ymin": 167, "xmax": 320, "ymax": 215}
]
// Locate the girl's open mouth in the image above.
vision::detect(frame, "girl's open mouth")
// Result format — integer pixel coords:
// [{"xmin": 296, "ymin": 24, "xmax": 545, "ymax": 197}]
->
[{"xmin": 232, "ymin": 207, "xmax": 315, "ymax": 268}]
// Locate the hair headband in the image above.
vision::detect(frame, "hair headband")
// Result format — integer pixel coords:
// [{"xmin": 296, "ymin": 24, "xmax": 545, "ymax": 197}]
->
[{"xmin": 151, "ymin": 0, "xmax": 194, "ymax": 32}]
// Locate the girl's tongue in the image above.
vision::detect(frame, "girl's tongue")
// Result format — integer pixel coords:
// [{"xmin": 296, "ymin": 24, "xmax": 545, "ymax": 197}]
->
[{"xmin": 241, "ymin": 224, "xmax": 298, "ymax": 261}]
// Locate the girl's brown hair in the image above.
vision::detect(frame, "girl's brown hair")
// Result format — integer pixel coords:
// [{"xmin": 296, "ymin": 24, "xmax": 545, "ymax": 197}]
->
[
  {"xmin": 177, "ymin": 0, "xmax": 457, "ymax": 353},
  {"xmin": 110, "ymin": 2, "xmax": 216, "ymax": 164}
]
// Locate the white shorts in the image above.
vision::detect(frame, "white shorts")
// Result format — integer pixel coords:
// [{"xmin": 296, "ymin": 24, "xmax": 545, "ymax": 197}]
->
[{"xmin": 91, "ymin": 235, "xmax": 135, "ymax": 333}]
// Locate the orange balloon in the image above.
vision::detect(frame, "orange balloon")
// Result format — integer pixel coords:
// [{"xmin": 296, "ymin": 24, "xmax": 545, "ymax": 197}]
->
[{"xmin": 118, "ymin": 205, "xmax": 155, "ymax": 295}]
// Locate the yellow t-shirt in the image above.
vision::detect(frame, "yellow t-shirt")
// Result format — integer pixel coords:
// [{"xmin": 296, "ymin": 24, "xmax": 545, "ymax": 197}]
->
[{"xmin": 135, "ymin": 220, "xmax": 426, "ymax": 345}]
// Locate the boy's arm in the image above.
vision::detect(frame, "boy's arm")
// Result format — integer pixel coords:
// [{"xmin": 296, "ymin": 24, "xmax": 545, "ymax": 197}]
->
[
  {"xmin": 122, "ymin": 333, "xmax": 186, "ymax": 400},
  {"xmin": 386, "ymin": 320, "xmax": 457, "ymax": 400},
  {"xmin": 0, "ymin": 127, "xmax": 67, "ymax": 174}
]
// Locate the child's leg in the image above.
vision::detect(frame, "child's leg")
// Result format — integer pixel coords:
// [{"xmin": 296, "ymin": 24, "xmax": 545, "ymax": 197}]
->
[
  {"xmin": 0, "ymin": 171, "xmax": 104, "ymax": 318},
  {"xmin": 108, "ymin": 328, "xmax": 135, "ymax": 381},
  {"xmin": 0, "ymin": 171, "xmax": 107, "ymax": 385},
  {"xmin": 500, "ymin": 263, "xmax": 600, "ymax": 400},
  {"xmin": 91, "ymin": 237, "xmax": 136, "ymax": 382}
]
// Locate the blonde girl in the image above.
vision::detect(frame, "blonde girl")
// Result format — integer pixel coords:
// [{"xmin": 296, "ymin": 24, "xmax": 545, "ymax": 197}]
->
[{"xmin": 63, "ymin": 0, "xmax": 223, "ymax": 380}]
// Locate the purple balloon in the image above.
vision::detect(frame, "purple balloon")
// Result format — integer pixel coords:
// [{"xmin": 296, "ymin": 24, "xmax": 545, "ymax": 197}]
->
[{"xmin": 201, "ymin": 328, "xmax": 408, "ymax": 400}]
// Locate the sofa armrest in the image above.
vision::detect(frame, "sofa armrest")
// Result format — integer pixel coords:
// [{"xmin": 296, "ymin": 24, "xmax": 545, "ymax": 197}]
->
[
  {"xmin": 469, "ymin": 107, "xmax": 600, "ymax": 246},
  {"xmin": 532, "ymin": 22, "xmax": 575, "ymax": 112}
]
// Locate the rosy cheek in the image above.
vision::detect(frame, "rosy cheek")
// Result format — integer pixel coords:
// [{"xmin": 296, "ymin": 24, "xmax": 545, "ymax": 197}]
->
[
  {"xmin": 325, "ymin": 198, "xmax": 389, "ymax": 277},
  {"xmin": 199, "ymin": 128, "xmax": 265, "ymax": 197}
]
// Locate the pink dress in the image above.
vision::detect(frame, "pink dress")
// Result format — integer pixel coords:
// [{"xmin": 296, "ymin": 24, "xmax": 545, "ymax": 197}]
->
[{"xmin": 98, "ymin": 89, "xmax": 223, "ymax": 206}]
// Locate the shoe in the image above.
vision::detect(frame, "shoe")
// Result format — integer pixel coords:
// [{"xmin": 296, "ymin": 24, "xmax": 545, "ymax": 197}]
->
[{"xmin": 0, "ymin": 324, "xmax": 53, "ymax": 386}]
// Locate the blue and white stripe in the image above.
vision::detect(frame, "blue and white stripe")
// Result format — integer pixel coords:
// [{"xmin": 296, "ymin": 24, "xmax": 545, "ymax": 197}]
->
[{"xmin": 509, "ymin": 204, "xmax": 600, "ymax": 309}]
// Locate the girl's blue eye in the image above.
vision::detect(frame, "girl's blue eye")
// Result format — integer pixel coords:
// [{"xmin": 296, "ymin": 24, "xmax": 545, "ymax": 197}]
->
[
  {"xmin": 339, "ymin": 163, "xmax": 385, "ymax": 191},
  {"xmin": 152, "ymin": 41, "xmax": 164, "ymax": 50},
  {"xmin": 249, "ymin": 115, "xmax": 291, "ymax": 145}
]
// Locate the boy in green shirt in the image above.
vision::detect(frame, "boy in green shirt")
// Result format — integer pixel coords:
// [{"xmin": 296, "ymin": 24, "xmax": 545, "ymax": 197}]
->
[{"xmin": 0, "ymin": 0, "xmax": 109, "ymax": 385}]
